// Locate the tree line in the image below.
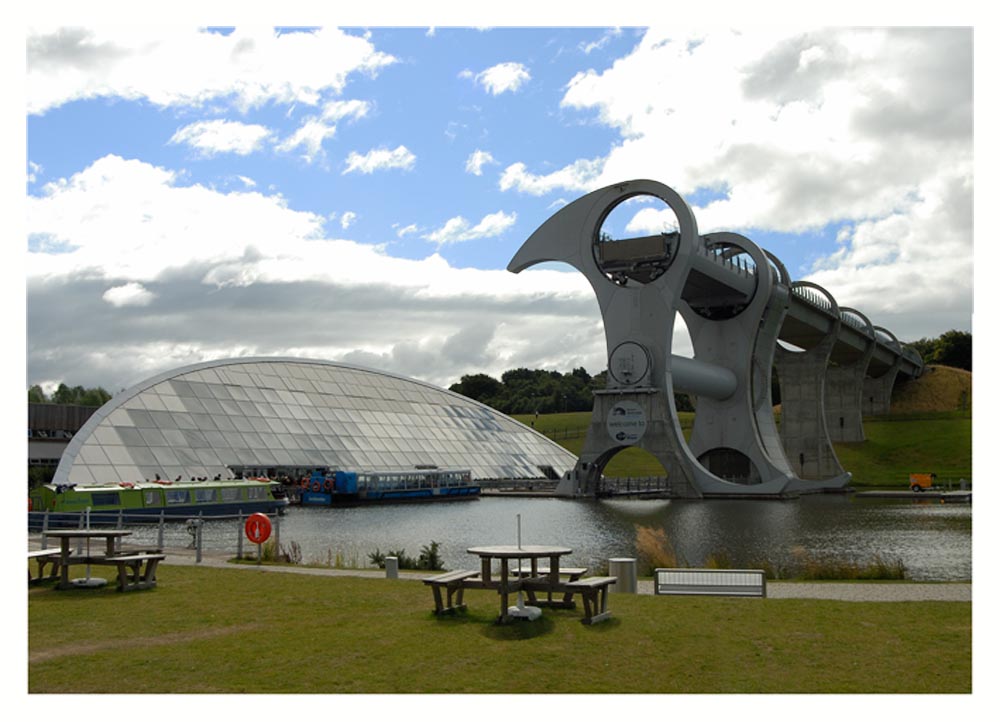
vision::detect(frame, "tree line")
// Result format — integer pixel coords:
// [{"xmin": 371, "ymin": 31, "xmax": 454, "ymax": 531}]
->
[
  {"xmin": 450, "ymin": 330, "xmax": 970, "ymax": 414},
  {"xmin": 449, "ymin": 367, "xmax": 695, "ymax": 415},
  {"xmin": 904, "ymin": 329, "xmax": 971, "ymax": 371},
  {"xmin": 28, "ymin": 383, "xmax": 112, "ymax": 407}
]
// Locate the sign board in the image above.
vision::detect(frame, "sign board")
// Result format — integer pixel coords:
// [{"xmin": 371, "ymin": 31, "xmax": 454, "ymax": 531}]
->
[
  {"xmin": 606, "ymin": 400, "xmax": 647, "ymax": 445},
  {"xmin": 244, "ymin": 513, "xmax": 272, "ymax": 544}
]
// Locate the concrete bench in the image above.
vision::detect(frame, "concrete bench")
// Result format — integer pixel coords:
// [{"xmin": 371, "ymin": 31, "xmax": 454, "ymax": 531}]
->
[
  {"xmin": 90, "ymin": 553, "xmax": 166, "ymax": 592},
  {"xmin": 563, "ymin": 576, "xmax": 617, "ymax": 624},
  {"xmin": 654, "ymin": 568, "xmax": 767, "ymax": 597},
  {"xmin": 422, "ymin": 570, "xmax": 481, "ymax": 615},
  {"xmin": 28, "ymin": 549, "xmax": 64, "ymax": 585}
]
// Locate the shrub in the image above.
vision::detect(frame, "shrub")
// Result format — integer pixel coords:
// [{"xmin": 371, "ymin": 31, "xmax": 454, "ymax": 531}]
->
[{"xmin": 634, "ymin": 525, "xmax": 680, "ymax": 575}]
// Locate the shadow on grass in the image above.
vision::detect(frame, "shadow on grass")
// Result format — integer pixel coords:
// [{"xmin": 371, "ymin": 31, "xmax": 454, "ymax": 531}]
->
[{"xmin": 427, "ymin": 606, "xmax": 621, "ymax": 641}]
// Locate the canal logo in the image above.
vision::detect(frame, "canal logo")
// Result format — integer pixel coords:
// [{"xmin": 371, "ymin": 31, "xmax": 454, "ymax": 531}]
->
[{"xmin": 606, "ymin": 401, "xmax": 647, "ymax": 445}]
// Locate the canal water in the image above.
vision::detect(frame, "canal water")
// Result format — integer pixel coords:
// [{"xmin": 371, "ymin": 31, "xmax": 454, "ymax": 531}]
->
[{"xmin": 123, "ymin": 494, "xmax": 971, "ymax": 581}]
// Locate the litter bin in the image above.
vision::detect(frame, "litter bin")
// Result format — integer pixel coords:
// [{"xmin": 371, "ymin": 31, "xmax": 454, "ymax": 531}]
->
[
  {"xmin": 609, "ymin": 557, "xmax": 637, "ymax": 593},
  {"xmin": 385, "ymin": 556, "xmax": 399, "ymax": 579}
]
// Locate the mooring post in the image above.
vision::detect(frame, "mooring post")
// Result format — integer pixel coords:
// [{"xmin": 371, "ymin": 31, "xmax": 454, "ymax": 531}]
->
[
  {"xmin": 237, "ymin": 512, "xmax": 243, "ymax": 559},
  {"xmin": 196, "ymin": 511, "xmax": 203, "ymax": 563}
]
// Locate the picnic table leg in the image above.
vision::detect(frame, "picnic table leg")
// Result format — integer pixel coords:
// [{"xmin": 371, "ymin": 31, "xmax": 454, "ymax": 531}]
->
[
  {"xmin": 58, "ymin": 539, "xmax": 71, "ymax": 590},
  {"xmin": 499, "ymin": 557, "xmax": 510, "ymax": 623}
]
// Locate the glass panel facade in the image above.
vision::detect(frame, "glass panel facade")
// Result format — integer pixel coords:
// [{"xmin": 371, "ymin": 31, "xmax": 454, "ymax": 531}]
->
[{"xmin": 56, "ymin": 359, "xmax": 578, "ymax": 485}]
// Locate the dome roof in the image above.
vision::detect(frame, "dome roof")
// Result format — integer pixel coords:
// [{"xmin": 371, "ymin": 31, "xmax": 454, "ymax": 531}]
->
[{"xmin": 53, "ymin": 357, "xmax": 577, "ymax": 485}]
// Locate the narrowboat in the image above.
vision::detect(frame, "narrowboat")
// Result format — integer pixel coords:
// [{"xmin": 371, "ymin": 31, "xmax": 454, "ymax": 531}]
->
[
  {"xmin": 28, "ymin": 478, "xmax": 289, "ymax": 530},
  {"xmin": 299, "ymin": 468, "xmax": 480, "ymax": 506}
]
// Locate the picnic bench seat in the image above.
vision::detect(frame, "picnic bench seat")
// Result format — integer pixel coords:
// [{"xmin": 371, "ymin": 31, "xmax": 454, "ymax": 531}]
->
[
  {"xmin": 28, "ymin": 549, "xmax": 64, "ymax": 585},
  {"xmin": 516, "ymin": 567, "xmax": 589, "ymax": 608},
  {"xmin": 88, "ymin": 552, "xmax": 166, "ymax": 592},
  {"xmin": 422, "ymin": 570, "xmax": 480, "ymax": 615},
  {"xmin": 562, "ymin": 576, "xmax": 616, "ymax": 624},
  {"xmin": 654, "ymin": 568, "xmax": 767, "ymax": 597}
]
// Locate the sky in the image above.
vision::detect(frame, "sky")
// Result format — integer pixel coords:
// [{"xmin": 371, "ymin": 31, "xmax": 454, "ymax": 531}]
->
[{"xmin": 20, "ymin": 16, "xmax": 978, "ymax": 396}]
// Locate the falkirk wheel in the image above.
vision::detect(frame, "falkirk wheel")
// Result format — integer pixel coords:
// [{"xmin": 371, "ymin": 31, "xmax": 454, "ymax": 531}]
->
[{"xmin": 508, "ymin": 180, "xmax": 923, "ymax": 499}]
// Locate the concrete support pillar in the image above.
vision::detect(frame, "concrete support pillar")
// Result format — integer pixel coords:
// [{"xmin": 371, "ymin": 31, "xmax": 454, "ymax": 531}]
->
[
  {"xmin": 825, "ymin": 308, "xmax": 875, "ymax": 442},
  {"xmin": 863, "ymin": 365, "xmax": 900, "ymax": 416},
  {"xmin": 772, "ymin": 282, "xmax": 845, "ymax": 481}
]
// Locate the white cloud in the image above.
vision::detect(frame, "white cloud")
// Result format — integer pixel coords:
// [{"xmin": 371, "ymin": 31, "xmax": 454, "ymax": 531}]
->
[
  {"xmin": 424, "ymin": 211, "xmax": 517, "ymax": 246},
  {"xmin": 541, "ymin": 27, "xmax": 971, "ymax": 338},
  {"xmin": 340, "ymin": 211, "xmax": 357, "ymax": 229},
  {"xmin": 26, "ymin": 155, "xmax": 595, "ymax": 389},
  {"xmin": 395, "ymin": 223, "xmax": 419, "ymax": 238},
  {"xmin": 465, "ymin": 149, "xmax": 497, "ymax": 176},
  {"xmin": 343, "ymin": 145, "xmax": 416, "ymax": 174},
  {"xmin": 275, "ymin": 118, "xmax": 338, "ymax": 162},
  {"xmin": 102, "ymin": 282, "xmax": 154, "ymax": 307},
  {"xmin": 464, "ymin": 62, "xmax": 531, "ymax": 95},
  {"xmin": 276, "ymin": 100, "xmax": 372, "ymax": 162},
  {"xmin": 499, "ymin": 158, "xmax": 605, "ymax": 196},
  {"xmin": 27, "ymin": 26, "xmax": 395, "ymax": 115},
  {"xmin": 169, "ymin": 119, "xmax": 272, "ymax": 156}
]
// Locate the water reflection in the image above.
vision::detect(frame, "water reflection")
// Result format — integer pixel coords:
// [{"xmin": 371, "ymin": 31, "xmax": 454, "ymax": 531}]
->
[{"xmin": 122, "ymin": 494, "xmax": 971, "ymax": 581}]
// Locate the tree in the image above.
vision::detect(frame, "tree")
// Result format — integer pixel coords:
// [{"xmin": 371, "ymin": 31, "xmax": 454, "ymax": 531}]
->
[
  {"xmin": 906, "ymin": 330, "xmax": 971, "ymax": 371},
  {"xmin": 28, "ymin": 383, "xmax": 112, "ymax": 406}
]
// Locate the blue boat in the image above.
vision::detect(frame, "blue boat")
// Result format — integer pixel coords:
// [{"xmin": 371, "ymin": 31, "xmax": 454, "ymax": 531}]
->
[{"xmin": 299, "ymin": 468, "xmax": 480, "ymax": 506}]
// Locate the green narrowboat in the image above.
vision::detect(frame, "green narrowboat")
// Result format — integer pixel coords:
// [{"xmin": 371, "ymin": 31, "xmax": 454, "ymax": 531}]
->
[{"xmin": 29, "ymin": 478, "xmax": 288, "ymax": 530}]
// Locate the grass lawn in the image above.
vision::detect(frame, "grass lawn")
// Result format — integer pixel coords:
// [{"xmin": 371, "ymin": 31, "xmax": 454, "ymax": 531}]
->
[{"xmin": 28, "ymin": 566, "xmax": 970, "ymax": 694}]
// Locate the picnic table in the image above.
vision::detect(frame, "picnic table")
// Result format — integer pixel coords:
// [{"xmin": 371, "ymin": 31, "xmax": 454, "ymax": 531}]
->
[
  {"xmin": 466, "ymin": 544, "xmax": 573, "ymax": 623},
  {"xmin": 423, "ymin": 544, "xmax": 618, "ymax": 624},
  {"xmin": 41, "ymin": 529, "xmax": 165, "ymax": 592}
]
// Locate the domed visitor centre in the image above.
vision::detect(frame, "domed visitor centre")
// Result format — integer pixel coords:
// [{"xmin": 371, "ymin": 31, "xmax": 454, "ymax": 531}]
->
[{"xmin": 51, "ymin": 357, "xmax": 577, "ymax": 487}]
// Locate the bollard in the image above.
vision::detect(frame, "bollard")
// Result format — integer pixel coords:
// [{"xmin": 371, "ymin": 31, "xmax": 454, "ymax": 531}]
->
[
  {"xmin": 273, "ymin": 513, "xmax": 280, "ymax": 555},
  {"xmin": 237, "ymin": 512, "xmax": 244, "ymax": 559},
  {"xmin": 385, "ymin": 556, "xmax": 399, "ymax": 579},
  {"xmin": 608, "ymin": 557, "xmax": 637, "ymax": 594},
  {"xmin": 196, "ymin": 512, "xmax": 203, "ymax": 563}
]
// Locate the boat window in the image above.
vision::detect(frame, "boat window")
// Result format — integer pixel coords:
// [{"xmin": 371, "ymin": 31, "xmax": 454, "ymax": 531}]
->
[
  {"xmin": 247, "ymin": 486, "xmax": 267, "ymax": 500},
  {"xmin": 220, "ymin": 487, "xmax": 241, "ymax": 502},
  {"xmin": 144, "ymin": 490, "xmax": 161, "ymax": 506},
  {"xmin": 165, "ymin": 489, "xmax": 190, "ymax": 504},
  {"xmin": 195, "ymin": 488, "xmax": 216, "ymax": 502},
  {"xmin": 91, "ymin": 492, "xmax": 121, "ymax": 506}
]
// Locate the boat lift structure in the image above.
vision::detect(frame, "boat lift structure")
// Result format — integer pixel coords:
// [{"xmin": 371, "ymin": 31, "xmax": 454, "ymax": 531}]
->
[{"xmin": 508, "ymin": 179, "xmax": 923, "ymax": 499}]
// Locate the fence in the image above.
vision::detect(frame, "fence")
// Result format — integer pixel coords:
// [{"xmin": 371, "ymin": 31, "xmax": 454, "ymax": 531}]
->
[{"xmin": 29, "ymin": 509, "xmax": 284, "ymax": 564}]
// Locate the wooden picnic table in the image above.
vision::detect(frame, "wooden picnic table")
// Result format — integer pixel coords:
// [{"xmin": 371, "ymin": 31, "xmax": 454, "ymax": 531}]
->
[
  {"xmin": 42, "ymin": 529, "xmax": 165, "ymax": 592},
  {"xmin": 466, "ymin": 545, "xmax": 573, "ymax": 623}
]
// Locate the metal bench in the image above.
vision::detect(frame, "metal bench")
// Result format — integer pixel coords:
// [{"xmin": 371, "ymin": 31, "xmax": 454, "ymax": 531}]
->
[
  {"xmin": 562, "ymin": 576, "xmax": 616, "ymax": 624},
  {"xmin": 654, "ymin": 568, "xmax": 767, "ymax": 597},
  {"xmin": 28, "ymin": 549, "xmax": 64, "ymax": 585},
  {"xmin": 422, "ymin": 570, "xmax": 480, "ymax": 615}
]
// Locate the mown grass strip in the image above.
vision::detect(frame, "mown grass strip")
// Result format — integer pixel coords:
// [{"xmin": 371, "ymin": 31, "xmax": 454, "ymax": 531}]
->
[{"xmin": 29, "ymin": 565, "xmax": 970, "ymax": 694}]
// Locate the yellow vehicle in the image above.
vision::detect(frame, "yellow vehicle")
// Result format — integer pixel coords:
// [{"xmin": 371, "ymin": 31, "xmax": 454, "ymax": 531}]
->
[{"xmin": 909, "ymin": 473, "xmax": 938, "ymax": 492}]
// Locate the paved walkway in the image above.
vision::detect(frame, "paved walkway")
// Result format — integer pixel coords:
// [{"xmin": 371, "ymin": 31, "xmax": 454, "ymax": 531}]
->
[{"xmin": 152, "ymin": 547, "xmax": 971, "ymax": 602}]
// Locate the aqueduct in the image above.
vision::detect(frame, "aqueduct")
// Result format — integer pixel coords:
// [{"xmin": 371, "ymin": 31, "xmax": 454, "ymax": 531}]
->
[{"xmin": 508, "ymin": 179, "xmax": 923, "ymax": 498}]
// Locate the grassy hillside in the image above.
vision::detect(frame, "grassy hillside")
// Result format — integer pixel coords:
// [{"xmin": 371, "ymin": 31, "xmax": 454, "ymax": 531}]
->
[{"xmin": 516, "ymin": 365, "xmax": 972, "ymax": 487}]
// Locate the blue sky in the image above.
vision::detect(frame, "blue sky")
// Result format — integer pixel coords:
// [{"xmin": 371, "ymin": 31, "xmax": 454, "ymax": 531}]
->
[{"xmin": 23, "ymin": 22, "xmax": 976, "ymax": 394}]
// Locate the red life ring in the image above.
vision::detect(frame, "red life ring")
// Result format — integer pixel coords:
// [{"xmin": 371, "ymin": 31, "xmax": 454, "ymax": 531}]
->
[
  {"xmin": 28, "ymin": 497, "xmax": 33, "ymax": 512},
  {"xmin": 300, "ymin": 478, "xmax": 309, "ymax": 489},
  {"xmin": 311, "ymin": 480, "xmax": 321, "ymax": 492},
  {"xmin": 323, "ymin": 478, "xmax": 333, "ymax": 492}
]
